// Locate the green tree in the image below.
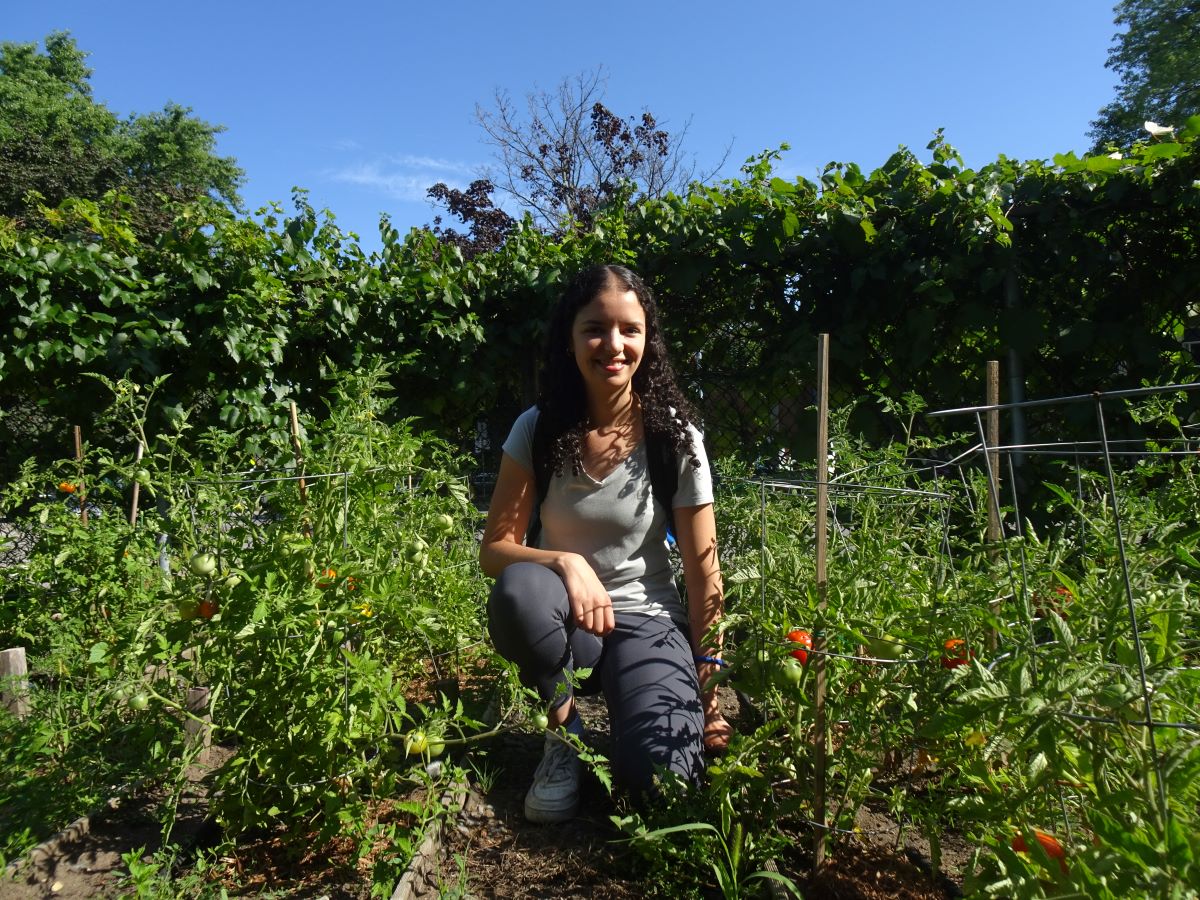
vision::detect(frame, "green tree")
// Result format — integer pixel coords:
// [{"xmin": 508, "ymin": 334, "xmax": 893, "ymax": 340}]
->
[
  {"xmin": 0, "ymin": 32, "xmax": 242, "ymax": 229},
  {"xmin": 1090, "ymin": 0, "xmax": 1200, "ymax": 149}
]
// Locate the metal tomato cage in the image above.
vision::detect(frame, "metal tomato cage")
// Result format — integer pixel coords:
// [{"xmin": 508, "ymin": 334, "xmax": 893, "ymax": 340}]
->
[
  {"xmin": 929, "ymin": 381, "xmax": 1200, "ymax": 848},
  {"xmin": 737, "ymin": 465, "xmax": 961, "ymax": 838},
  {"xmin": 745, "ymin": 471, "xmax": 959, "ymax": 663}
]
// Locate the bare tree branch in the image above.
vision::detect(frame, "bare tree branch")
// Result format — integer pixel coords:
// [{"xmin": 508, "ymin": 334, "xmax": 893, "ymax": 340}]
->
[{"xmin": 472, "ymin": 66, "xmax": 723, "ymax": 232}]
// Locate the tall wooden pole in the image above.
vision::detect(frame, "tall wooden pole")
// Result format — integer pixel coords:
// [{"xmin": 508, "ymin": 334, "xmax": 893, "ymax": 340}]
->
[
  {"xmin": 813, "ymin": 334, "xmax": 831, "ymax": 868},
  {"xmin": 73, "ymin": 426, "xmax": 87, "ymax": 525},
  {"xmin": 129, "ymin": 441, "xmax": 145, "ymax": 528},
  {"xmin": 986, "ymin": 361, "xmax": 1001, "ymax": 651},
  {"xmin": 289, "ymin": 401, "xmax": 309, "ymax": 505}
]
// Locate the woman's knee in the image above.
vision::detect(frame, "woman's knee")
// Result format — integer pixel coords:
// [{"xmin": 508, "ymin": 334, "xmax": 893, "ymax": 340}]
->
[
  {"xmin": 488, "ymin": 563, "xmax": 565, "ymax": 617},
  {"xmin": 612, "ymin": 693, "xmax": 705, "ymax": 796},
  {"xmin": 486, "ymin": 563, "xmax": 572, "ymax": 666}
]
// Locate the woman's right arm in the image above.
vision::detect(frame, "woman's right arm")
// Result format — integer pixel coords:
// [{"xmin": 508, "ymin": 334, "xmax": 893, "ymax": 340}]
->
[{"xmin": 478, "ymin": 453, "xmax": 615, "ymax": 635}]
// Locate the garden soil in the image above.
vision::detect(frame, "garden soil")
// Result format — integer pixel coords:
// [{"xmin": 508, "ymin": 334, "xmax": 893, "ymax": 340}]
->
[
  {"xmin": 421, "ymin": 692, "xmax": 969, "ymax": 899},
  {"xmin": 0, "ymin": 691, "xmax": 970, "ymax": 899},
  {"xmin": 0, "ymin": 749, "xmax": 231, "ymax": 900}
]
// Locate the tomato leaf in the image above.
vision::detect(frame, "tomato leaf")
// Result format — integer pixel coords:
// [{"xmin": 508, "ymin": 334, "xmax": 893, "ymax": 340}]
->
[{"xmin": 87, "ymin": 641, "xmax": 110, "ymax": 664}]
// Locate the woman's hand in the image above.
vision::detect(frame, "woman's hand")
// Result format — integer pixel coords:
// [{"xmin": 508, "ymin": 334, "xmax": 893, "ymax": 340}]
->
[{"xmin": 555, "ymin": 552, "xmax": 615, "ymax": 636}]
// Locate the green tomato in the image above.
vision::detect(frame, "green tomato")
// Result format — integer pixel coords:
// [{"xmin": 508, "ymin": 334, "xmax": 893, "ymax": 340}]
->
[
  {"xmin": 129, "ymin": 692, "xmax": 150, "ymax": 712},
  {"xmin": 775, "ymin": 657, "xmax": 805, "ymax": 691},
  {"xmin": 177, "ymin": 599, "xmax": 200, "ymax": 621},
  {"xmin": 403, "ymin": 538, "xmax": 429, "ymax": 564},
  {"xmin": 732, "ymin": 649, "xmax": 772, "ymax": 697},
  {"xmin": 134, "ymin": 468, "xmax": 151, "ymax": 486},
  {"xmin": 406, "ymin": 730, "xmax": 428, "ymax": 755},
  {"xmin": 533, "ymin": 713, "xmax": 550, "ymax": 731},
  {"xmin": 867, "ymin": 633, "xmax": 903, "ymax": 661},
  {"xmin": 223, "ymin": 572, "xmax": 242, "ymax": 590},
  {"xmin": 427, "ymin": 737, "xmax": 445, "ymax": 757},
  {"xmin": 189, "ymin": 552, "xmax": 217, "ymax": 577},
  {"xmin": 433, "ymin": 513, "xmax": 456, "ymax": 534}
]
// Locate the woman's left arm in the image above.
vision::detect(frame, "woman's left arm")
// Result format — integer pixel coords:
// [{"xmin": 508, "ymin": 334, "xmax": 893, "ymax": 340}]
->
[{"xmin": 674, "ymin": 503, "xmax": 732, "ymax": 752}]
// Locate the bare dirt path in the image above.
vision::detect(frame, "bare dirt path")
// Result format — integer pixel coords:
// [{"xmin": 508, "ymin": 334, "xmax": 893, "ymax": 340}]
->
[{"xmin": 0, "ymin": 751, "xmax": 230, "ymax": 900}]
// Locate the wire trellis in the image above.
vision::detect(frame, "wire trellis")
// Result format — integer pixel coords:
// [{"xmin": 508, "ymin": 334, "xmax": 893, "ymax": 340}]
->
[{"xmin": 929, "ymin": 380, "xmax": 1200, "ymax": 840}]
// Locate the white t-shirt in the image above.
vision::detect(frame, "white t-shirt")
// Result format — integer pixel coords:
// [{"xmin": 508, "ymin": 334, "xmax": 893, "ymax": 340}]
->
[{"xmin": 502, "ymin": 406, "xmax": 714, "ymax": 626}]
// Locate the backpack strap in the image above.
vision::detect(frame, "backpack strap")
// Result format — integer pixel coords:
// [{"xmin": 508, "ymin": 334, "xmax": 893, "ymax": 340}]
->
[
  {"xmin": 526, "ymin": 411, "xmax": 553, "ymax": 547},
  {"xmin": 644, "ymin": 428, "xmax": 679, "ymax": 539}
]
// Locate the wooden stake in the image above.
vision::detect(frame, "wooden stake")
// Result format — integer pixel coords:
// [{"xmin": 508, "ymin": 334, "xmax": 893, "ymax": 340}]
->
[
  {"xmin": 73, "ymin": 426, "xmax": 87, "ymax": 525},
  {"xmin": 289, "ymin": 401, "xmax": 309, "ymax": 506},
  {"xmin": 813, "ymin": 333, "xmax": 831, "ymax": 869},
  {"xmin": 1, "ymin": 647, "xmax": 30, "ymax": 718},
  {"xmin": 185, "ymin": 686, "xmax": 212, "ymax": 765},
  {"xmin": 129, "ymin": 441, "xmax": 145, "ymax": 528},
  {"xmin": 986, "ymin": 361, "xmax": 1001, "ymax": 651}
]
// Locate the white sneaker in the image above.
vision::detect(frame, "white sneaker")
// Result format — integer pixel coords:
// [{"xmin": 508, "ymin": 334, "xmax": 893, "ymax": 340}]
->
[{"xmin": 524, "ymin": 731, "xmax": 581, "ymax": 823}]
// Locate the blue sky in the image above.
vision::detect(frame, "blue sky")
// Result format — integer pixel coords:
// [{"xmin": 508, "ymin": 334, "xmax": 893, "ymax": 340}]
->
[{"xmin": 8, "ymin": 1, "xmax": 1121, "ymax": 250}]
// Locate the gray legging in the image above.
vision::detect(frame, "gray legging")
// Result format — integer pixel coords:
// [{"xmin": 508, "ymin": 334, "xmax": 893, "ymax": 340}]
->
[{"xmin": 487, "ymin": 562, "xmax": 705, "ymax": 795}]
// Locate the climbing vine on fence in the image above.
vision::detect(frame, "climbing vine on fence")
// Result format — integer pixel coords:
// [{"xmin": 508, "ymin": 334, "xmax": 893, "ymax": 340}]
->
[{"xmin": 2, "ymin": 124, "xmax": 1198, "ymax": 476}]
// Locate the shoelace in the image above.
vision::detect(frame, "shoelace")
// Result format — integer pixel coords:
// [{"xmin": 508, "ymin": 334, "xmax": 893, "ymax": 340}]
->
[{"xmin": 536, "ymin": 737, "xmax": 578, "ymax": 785}]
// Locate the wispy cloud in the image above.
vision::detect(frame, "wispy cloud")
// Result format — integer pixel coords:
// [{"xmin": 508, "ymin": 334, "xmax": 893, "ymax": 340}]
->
[{"xmin": 328, "ymin": 154, "xmax": 479, "ymax": 202}]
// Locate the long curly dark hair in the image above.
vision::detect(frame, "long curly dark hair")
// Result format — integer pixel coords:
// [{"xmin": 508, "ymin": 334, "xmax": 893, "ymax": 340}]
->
[{"xmin": 536, "ymin": 264, "xmax": 700, "ymax": 476}]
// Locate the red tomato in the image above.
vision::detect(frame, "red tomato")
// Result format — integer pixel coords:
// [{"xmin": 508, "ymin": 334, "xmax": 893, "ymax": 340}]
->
[
  {"xmin": 786, "ymin": 629, "xmax": 812, "ymax": 666},
  {"xmin": 1011, "ymin": 829, "xmax": 1067, "ymax": 873},
  {"xmin": 940, "ymin": 637, "xmax": 972, "ymax": 669},
  {"xmin": 198, "ymin": 599, "xmax": 219, "ymax": 620},
  {"xmin": 317, "ymin": 567, "xmax": 337, "ymax": 589}
]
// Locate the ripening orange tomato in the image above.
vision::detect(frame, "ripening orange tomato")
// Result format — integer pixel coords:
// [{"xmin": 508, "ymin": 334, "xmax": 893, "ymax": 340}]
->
[
  {"xmin": 58, "ymin": 481, "xmax": 78, "ymax": 493},
  {"xmin": 1011, "ymin": 829, "xmax": 1067, "ymax": 873}
]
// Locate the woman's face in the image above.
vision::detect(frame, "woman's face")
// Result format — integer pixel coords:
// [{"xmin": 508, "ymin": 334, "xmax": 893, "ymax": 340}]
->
[{"xmin": 570, "ymin": 285, "xmax": 647, "ymax": 401}]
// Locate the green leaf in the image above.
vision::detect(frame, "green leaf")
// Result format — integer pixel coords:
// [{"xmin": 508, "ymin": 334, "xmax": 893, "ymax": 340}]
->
[
  {"xmin": 1174, "ymin": 545, "xmax": 1200, "ymax": 569},
  {"xmin": 88, "ymin": 642, "xmax": 110, "ymax": 664}
]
